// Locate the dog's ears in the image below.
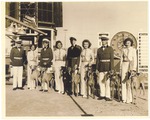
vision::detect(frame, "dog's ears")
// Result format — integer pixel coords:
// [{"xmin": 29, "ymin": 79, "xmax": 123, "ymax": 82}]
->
[
  {"xmin": 118, "ymin": 74, "xmax": 121, "ymax": 78},
  {"xmin": 137, "ymin": 73, "xmax": 140, "ymax": 76}
]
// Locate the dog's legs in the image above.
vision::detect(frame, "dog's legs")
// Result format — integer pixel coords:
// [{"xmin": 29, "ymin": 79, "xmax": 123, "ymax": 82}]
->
[
  {"xmin": 110, "ymin": 81, "xmax": 113, "ymax": 100},
  {"xmin": 131, "ymin": 81, "xmax": 134, "ymax": 104},
  {"xmin": 35, "ymin": 76, "xmax": 39, "ymax": 90},
  {"xmin": 47, "ymin": 80, "xmax": 51, "ymax": 93},
  {"xmin": 72, "ymin": 81, "xmax": 74, "ymax": 95},
  {"xmin": 75, "ymin": 83, "xmax": 77, "ymax": 97},
  {"xmin": 139, "ymin": 82, "xmax": 145, "ymax": 96},
  {"xmin": 91, "ymin": 84, "xmax": 95, "ymax": 99},
  {"xmin": 111, "ymin": 82, "xmax": 114, "ymax": 100},
  {"xmin": 141, "ymin": 82, "xmax": 145, "ymax": 96},
  {"xmin": 51, "ymin": 78, "xmax": 55, "ymax": 91},
  {"xmin": 40, "ymin": 81, "xmax": 44, "ymax": 92},
  {"xmin": 117, "ymin": 82, "xmax": 120, "ymax": 102},
  {"xmin": 139, "ymin": 84, "xmax": 142, "ymax": 95},
  {"xmin": 131, "ymin": 78, "xmax": 138, "ymax": 105},
  {"xmin": 87, "ymin": 82, "xmax": 89, "ymax": 99}
]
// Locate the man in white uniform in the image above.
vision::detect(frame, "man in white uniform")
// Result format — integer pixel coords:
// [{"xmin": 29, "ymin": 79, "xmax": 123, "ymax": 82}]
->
[
  {"xmin": 96, "ymin": 35, "xmax": 114, "ymax": 101},
  {"xmin": 10, "ymin": 38, "xmax": 25, "ymax": 90}
]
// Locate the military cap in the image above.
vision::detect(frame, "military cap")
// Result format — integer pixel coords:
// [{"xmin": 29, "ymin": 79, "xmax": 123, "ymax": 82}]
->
[
  {"xmin": 99, "ymin": 34, "xmax": 109, "ymax": 41},
  {"xmin": 43, "ymin": 38, "xmax": 50, "ymax": 43},
  {"xmin": 70, "ymin": 37, "xmax": 77, "ymax": 41},
  {"xmin": 15, "ymin": 37, "xmax": 22, "ymax": 44},
  {"xmin": 11, "ymin": 40, "xmax": 15, "ymax": 43}
]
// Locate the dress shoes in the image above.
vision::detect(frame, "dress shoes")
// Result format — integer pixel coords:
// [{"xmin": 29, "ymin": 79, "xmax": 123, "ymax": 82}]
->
[
  {"xmin": 44, "ymin": 90, "xmax": 48, "ymax": 92},
  {"xmin": 97, "ymin": 97, "xmax": 105, "ymax": 100},
  {"xmin": 18, "ymin": 87, "xmax": 24, "ymax": 90},
  {"xmin": 78, "ymin": 93, "xmax": 82, "ymax": 96},
  {"xmin": 55, "ymin": 90, "xmax": 59, "ymax": 92},
  {"xmin": 13, "ymin": 88, "xmax": 17, "ymax": 90},
  {"xmin": 105, "ymin": 98, "xmax": 112, "ymax": 101}
]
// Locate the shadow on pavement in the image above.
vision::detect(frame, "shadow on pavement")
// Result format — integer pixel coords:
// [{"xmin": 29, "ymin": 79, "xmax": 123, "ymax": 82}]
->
[{"xmin": 69, "ymin": 95, "xmax": 94, "ymax": 116}]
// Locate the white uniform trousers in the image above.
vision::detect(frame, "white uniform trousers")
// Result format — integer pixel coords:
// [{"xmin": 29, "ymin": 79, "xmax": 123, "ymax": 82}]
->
[
  {"xmin": 80, "ymin": 62, "xmax": 89, "ymax": 96},
  {"xmin": 121, "ymin": 62, "xmax": 132, "ymax": 103},
  {"xmin": 13, "ymin": 66, "xmax": 23, "ymax": 88},
  {"xmin": 10, "ymin": 65, "xmax": 13, "ymax": 77},
  {"xmin": 98, "ymin": 72, "xmax": 110, "ymax": 98},
  {"xmin": 54, "ymin": 61, "xmax": 65, "ymax": 92}
]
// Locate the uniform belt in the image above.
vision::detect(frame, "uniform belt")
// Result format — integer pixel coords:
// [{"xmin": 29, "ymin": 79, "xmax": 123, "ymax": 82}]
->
[
  {"xmin": 42, "ymin": 58, "xmax": 49, "ymax": 60},
  {"xmin": 123, "ymin": 60, "xmax": 130, "ymax": 62},
  {"xmin": 100, "ymin": 60, "xmax": 110, "ymax": 62},
  {"xmin": 69, "ymin": 57, "xmax": 78, "ymax": 59},
  {"xmin": 82, "ymin": 60, "xmax": 90, "ymax": 62},
  {"xmin": 14, "ymin": 57, "xmax": 22, "ymax": 60},
  {"xmin": 55, "ymin": 59, "xmax": 64, "ymax": 61},
  {"xmin": 30, "ymin": 60, "xmax": 36, "ymax": 61}
]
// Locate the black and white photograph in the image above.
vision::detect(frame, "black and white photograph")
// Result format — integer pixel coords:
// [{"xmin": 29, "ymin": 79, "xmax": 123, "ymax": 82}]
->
[{"xmin": 1, "ymin": 0, "xmax": 149, "ymax": 118}]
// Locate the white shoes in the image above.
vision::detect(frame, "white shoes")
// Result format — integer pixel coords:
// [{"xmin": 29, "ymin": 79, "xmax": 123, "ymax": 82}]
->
[
  {"xmin": 57, "ymin": 91, "xmax": 64, "ymax": 94},
  {"xmin": 58, "ymin": 91, "xmax": 61, "ymax": 94},
  {"xmin": 83, "ymin": 95, "xmax": 87, "ymax": 98}
]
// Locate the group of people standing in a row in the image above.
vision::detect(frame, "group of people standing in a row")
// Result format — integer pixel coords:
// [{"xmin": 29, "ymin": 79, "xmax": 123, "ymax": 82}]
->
[{"xmin": 10, "ymin": 34, "xmax": 137, "ymax": 103}]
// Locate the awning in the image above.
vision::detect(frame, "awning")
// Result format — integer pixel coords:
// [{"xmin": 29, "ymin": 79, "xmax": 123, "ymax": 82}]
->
[{"xmin": 5, "ymin": 15, "xmax": 47, "ymax": 36}]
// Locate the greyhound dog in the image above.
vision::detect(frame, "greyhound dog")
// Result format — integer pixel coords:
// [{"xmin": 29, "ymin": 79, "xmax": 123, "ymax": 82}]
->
[
  {"xmin": 71, "ymin": 67, "xmax": 81, "ymax": 97},
  {"xmin": 30, "ymin": 65, "xmax": 41, "ymax": 90},
  {"xmin": 128, "ymin": 70, "xmax": 147, "ymax": 104},
  {"xmin": 85, "ymin": 65, "xmax": 96, "ymax": 99},
  {"xmin": 107, "ymin": 70, "xmax": 121, "ymax": 102},
  {"xmin": 40, "ymin": 67, "xmax": 54, "ymax": 92}
]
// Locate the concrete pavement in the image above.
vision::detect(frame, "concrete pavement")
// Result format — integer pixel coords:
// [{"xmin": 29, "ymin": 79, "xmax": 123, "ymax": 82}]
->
[{"xmin": 5, "ymin": 84, "xmax": 148, "ymax": 117}]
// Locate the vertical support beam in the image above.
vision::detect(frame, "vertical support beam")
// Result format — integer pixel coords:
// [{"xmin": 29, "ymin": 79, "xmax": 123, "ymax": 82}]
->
[{"xmin": 51, "ymin": 29, "xmax": 54, "ymax": 51}]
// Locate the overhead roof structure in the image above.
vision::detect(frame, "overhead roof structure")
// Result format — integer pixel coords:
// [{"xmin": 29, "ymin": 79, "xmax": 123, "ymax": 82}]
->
[{"xmin": 5, "ymin": 15, "xmax": 47, "ymax": 36}]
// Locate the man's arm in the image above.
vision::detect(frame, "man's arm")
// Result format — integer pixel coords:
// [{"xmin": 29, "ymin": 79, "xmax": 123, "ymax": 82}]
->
[
  {"xmin": 65, "ymin": 48, "xmax": 69, "ymax": 67},
  {"xmin": 10, "ymin": 48, "xmax": 14, "ymax": 63},
  {"xmin": 49, "ymin": 48, "xmax": 53, "ymax": 61},
  {"xmin": 46, "ymin": 48, "xmax": 53, "ymax": 66},
  {"xmin": 76, "ymin": 45, "xmax": 82, "ymax": 67},
  {"xmin": 23, "ymin": 50, "xmax": 27, "ymax": 65}
]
